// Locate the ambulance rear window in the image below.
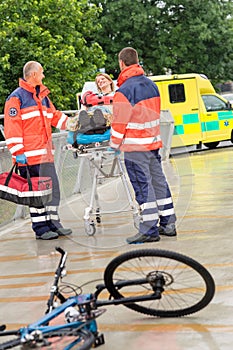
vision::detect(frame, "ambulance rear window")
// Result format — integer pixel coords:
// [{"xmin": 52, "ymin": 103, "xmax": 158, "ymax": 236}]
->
[{"xmin": 168, "ymin": 84, "xmax": 185, "ymax": 103}]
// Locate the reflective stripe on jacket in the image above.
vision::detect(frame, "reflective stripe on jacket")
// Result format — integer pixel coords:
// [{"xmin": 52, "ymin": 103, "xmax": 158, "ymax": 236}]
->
[
  {"xmin": 4, "ymin": 79, "xmax": 68, "ymax": 165},
  {"xmin": 110, "ymin": 64, "xmax": 162, "ymax": 152}
]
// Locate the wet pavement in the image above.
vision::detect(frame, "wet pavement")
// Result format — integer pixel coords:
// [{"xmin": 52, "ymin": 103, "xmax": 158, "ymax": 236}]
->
[{"xmin": 0, "ymin": 146, "xmax": 233, "ymax": 349}]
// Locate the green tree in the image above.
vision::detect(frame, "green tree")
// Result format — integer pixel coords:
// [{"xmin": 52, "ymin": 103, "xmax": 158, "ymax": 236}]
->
[
  {"xmin": 0, "ymin": 0, "xmax": 106, "ymax": 111},
  {"xmin": 92, "ymin": 0, "xmax": 233, "ymax": 86}
]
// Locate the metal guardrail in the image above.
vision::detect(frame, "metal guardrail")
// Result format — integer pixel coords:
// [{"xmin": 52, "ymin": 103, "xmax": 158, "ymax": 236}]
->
[
  {"xmin": 0, "ymin": 128, "xmax": 83, "ymax": 227},
  {"xmin": 0, "ymin": 131, "xmax": 127, "ymax": 227}
]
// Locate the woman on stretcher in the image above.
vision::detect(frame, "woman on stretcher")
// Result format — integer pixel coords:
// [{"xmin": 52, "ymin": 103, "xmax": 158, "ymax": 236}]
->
[
  {"xmin": 78, "ymin": 73, "xmax": 115, "ymax": 135},
  {"xmin": 66, "ymin": 73, "xmax": 115, "ymax": 147}
]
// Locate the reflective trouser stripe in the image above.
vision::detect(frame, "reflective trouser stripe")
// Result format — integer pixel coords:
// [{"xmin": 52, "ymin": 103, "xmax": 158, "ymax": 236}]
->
[
  {"xmin": 45, "ymin": 205, "xmax": 60, "ymax": 221},
  {"xmin": 139, "ymin": 201, "xmax": 159, "ymax": 235},
  {"xmin": 157, "ymin": 197, "xmax": 176, "ymax": 220},
  {"xmin": 141, "ymin": 212, "xmax": 159, "ymax": 222},
  {"xmin": 17, "ymin": 163, "xmax": 62, "ymax": 235},
  {"xmin": 30, "ymin": 207, "xmax": 47, "ymax": 224},
  {"xmin": 158, "ymin": 207, "xmax": 175, "ymax": 217},
  {"xmin": 30, "ymin": 205, "xmax": 60, "ymax": 223}
]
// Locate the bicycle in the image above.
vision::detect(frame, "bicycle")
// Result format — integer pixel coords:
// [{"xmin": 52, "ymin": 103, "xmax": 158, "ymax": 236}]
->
[{"xmin": 0, "ymin": 246, "xmax": 215, "ymax": 349}]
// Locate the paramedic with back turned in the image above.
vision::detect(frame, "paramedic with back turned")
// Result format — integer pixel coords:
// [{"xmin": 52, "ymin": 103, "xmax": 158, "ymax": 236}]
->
[
  {"xmin": 110, "ymin": 47, "xmax": 177, "ymax": 244},
  {"xmin": 4, "ymin": 61, "xmax": 72, "ymax": 240}
]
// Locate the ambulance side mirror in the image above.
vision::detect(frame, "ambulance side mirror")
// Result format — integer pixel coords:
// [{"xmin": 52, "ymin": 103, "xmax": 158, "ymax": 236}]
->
[{"xmin": 226, "ymin": 101, "xmax": 233, "ymax": 110}]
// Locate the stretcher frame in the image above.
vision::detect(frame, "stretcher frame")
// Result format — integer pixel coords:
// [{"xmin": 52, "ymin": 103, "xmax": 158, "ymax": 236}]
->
[{"xmin": 71, "ymin": 142, "xmax": 140, "ymax": 236}]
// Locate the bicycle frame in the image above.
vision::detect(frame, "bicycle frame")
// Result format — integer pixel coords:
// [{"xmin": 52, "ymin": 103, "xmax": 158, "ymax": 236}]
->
[
  {"xmin": 0, "ymin": 246, "xmax": 215, "ymax": 349},
  {"xmin": 0, "ymin": 295, "xmax": 98, "ymax": 346},
  {"xmin": 0, "ymin": 246, "xmax": 162, "ymax": 349}
]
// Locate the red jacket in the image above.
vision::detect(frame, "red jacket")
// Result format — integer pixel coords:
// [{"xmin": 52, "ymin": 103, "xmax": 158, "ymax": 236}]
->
[
  {"xmin": 110, "ymin": 65, "xmax": 162, "ymax": 152},
  {"xmin": 4, "ymin": 79, "xmax": 68, "ymax": 165}
]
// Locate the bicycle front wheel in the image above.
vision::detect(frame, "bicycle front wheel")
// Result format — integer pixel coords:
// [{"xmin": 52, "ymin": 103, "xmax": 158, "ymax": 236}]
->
[
  {"xmin": 0, "ymin": 329, "xmax": 94, "ymax": 350},
  {"xmin": 104, "ymin": 249, "xmax": 215, "ymax": 317}
]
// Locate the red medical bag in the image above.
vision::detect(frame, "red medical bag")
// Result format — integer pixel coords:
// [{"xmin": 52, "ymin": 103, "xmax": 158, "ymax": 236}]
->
[{"xmin": 0, "ymin": 164, "xmax": 52, "ymax": 207}]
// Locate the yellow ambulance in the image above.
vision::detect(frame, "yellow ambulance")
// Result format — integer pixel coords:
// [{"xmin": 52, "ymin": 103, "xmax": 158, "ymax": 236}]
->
[{"xmin": 150, "ymin": 73, "xmax": 233, "ymax": 149}]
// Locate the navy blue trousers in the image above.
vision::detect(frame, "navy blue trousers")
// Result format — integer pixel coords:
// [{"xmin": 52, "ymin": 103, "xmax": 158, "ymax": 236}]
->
[
  {"xmin": 19, "ymin": 162, "xmax": 62, "ymax": 236},
  {"xmin": 124, "ymin": 150, "xmax": 176, "ymax": 236}
]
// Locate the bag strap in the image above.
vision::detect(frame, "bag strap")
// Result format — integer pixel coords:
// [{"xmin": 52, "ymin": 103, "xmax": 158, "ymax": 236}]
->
[
  {"xmin": 5, "ymin": 164, "xmax": 17, "ymax": 186},
  {"xmin": 25, "ymin": 165, "xmax": 33, "ymax": 191},
  {"xmin": 5, "ymin": 163, "xmax": 33, "ymax": 191}
]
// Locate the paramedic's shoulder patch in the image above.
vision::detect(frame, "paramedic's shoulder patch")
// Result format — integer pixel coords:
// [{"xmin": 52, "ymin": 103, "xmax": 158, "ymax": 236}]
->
[{"xmin": 8, "ymin": 107, "xmax": 18, "ymax": 117}]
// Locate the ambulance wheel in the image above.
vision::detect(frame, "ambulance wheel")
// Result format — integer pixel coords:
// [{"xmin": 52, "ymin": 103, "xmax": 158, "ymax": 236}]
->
[
  {"xmin": 84, "ymin": 220, "xmax": 96, "ymax": 236},
  {"xmin": 203, "ymin": 141, "xmax": 219, "ymax": 149}
]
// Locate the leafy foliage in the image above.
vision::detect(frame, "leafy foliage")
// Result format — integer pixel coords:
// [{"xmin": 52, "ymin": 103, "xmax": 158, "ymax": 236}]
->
[
  {"xmin": 0, "ymin": 0, "xmax": 232, "ymax": 114},
  {"xmin": 91, "ymin": 0, "xmax": 233, "ymax": 86},
  {"xmin": 0, "ymin": 0, "xmax": 106, "ymax": 111}
]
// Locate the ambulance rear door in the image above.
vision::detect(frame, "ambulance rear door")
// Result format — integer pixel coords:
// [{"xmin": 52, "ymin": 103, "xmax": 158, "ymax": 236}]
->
[{"xmin": 155, "ymin": 76, "xmax": 202, "ymax": 148}]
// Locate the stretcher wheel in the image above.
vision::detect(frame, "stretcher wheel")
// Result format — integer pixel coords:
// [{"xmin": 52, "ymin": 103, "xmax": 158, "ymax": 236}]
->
[
  {"xmin": 96, "ymin": 216, "xmax": 101, "ymax": 224},
  {"xmin": 96, "ymin": 208, "xmax": 101, "ymax": 223},
  {"xmin": 84, "ymin": 220, "xmax": 96, "ymax": 236}
]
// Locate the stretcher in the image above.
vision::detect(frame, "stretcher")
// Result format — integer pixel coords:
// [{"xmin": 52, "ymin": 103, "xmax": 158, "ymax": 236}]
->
[{"xmin": 66, "ymin": 136, "xmax": 140, "ymax": 236}]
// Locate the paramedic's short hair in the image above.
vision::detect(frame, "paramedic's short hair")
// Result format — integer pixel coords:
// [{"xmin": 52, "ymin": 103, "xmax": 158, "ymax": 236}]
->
[
  {"xmin": 23, "ymin": 61, "xmax": 41, "ymax": 79},
  {"xmin": 118, "ymin": 47, "xmax": 139, "ymax": 66},
  {"xmin": 95, "ymin": 73, "xmax": 115, "ymax": 93}
]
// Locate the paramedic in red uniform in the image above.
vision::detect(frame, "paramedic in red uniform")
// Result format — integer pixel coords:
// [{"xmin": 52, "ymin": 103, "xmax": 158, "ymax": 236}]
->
[
  {"xmin": 110, "ymin": 47, "xmax": 177, "ymax": 244},
  {"xmin": 4, "ymin": 61, "xmax": 72, "ymax": 240}
]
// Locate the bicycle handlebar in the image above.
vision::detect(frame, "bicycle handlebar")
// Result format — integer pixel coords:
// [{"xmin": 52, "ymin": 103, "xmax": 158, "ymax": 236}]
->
[
  {"xmin": 55, "ymin": 246, "xmax": 66, "ymax": 255},
  {"xmin": 45, "ymin": 247, "xmax": 68, "ymax": 313}
]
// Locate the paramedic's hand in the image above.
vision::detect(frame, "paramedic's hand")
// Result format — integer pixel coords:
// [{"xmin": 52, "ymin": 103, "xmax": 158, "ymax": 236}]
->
[
  {"xmin": 16, "ymin": 154, "xmax": 27, "ymax": 164},
  {"xmin": 107, "ymin": 147, "xmax": 121, "ymax": 155}
]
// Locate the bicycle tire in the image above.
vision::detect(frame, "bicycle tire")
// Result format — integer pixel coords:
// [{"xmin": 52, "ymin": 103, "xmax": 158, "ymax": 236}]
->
[
  {"xmin": 0, "ymin": 329, "xmax": 94, "ymax": 350},
  {"xmin": 104, "ymin": 249, "xmax": 215, "ymax": 317}
]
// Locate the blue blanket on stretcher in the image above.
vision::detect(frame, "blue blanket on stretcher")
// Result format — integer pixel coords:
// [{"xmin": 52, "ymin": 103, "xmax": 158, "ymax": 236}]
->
[{"xmin": 67, "ymin": 128, "xmax": 111, "ymax": 145}]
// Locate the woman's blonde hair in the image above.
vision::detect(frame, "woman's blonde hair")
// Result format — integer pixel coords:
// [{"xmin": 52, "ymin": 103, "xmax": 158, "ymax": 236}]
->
[{"xmin": 95, "ymin": 73, "xmax": 115, "ymax": 93}]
